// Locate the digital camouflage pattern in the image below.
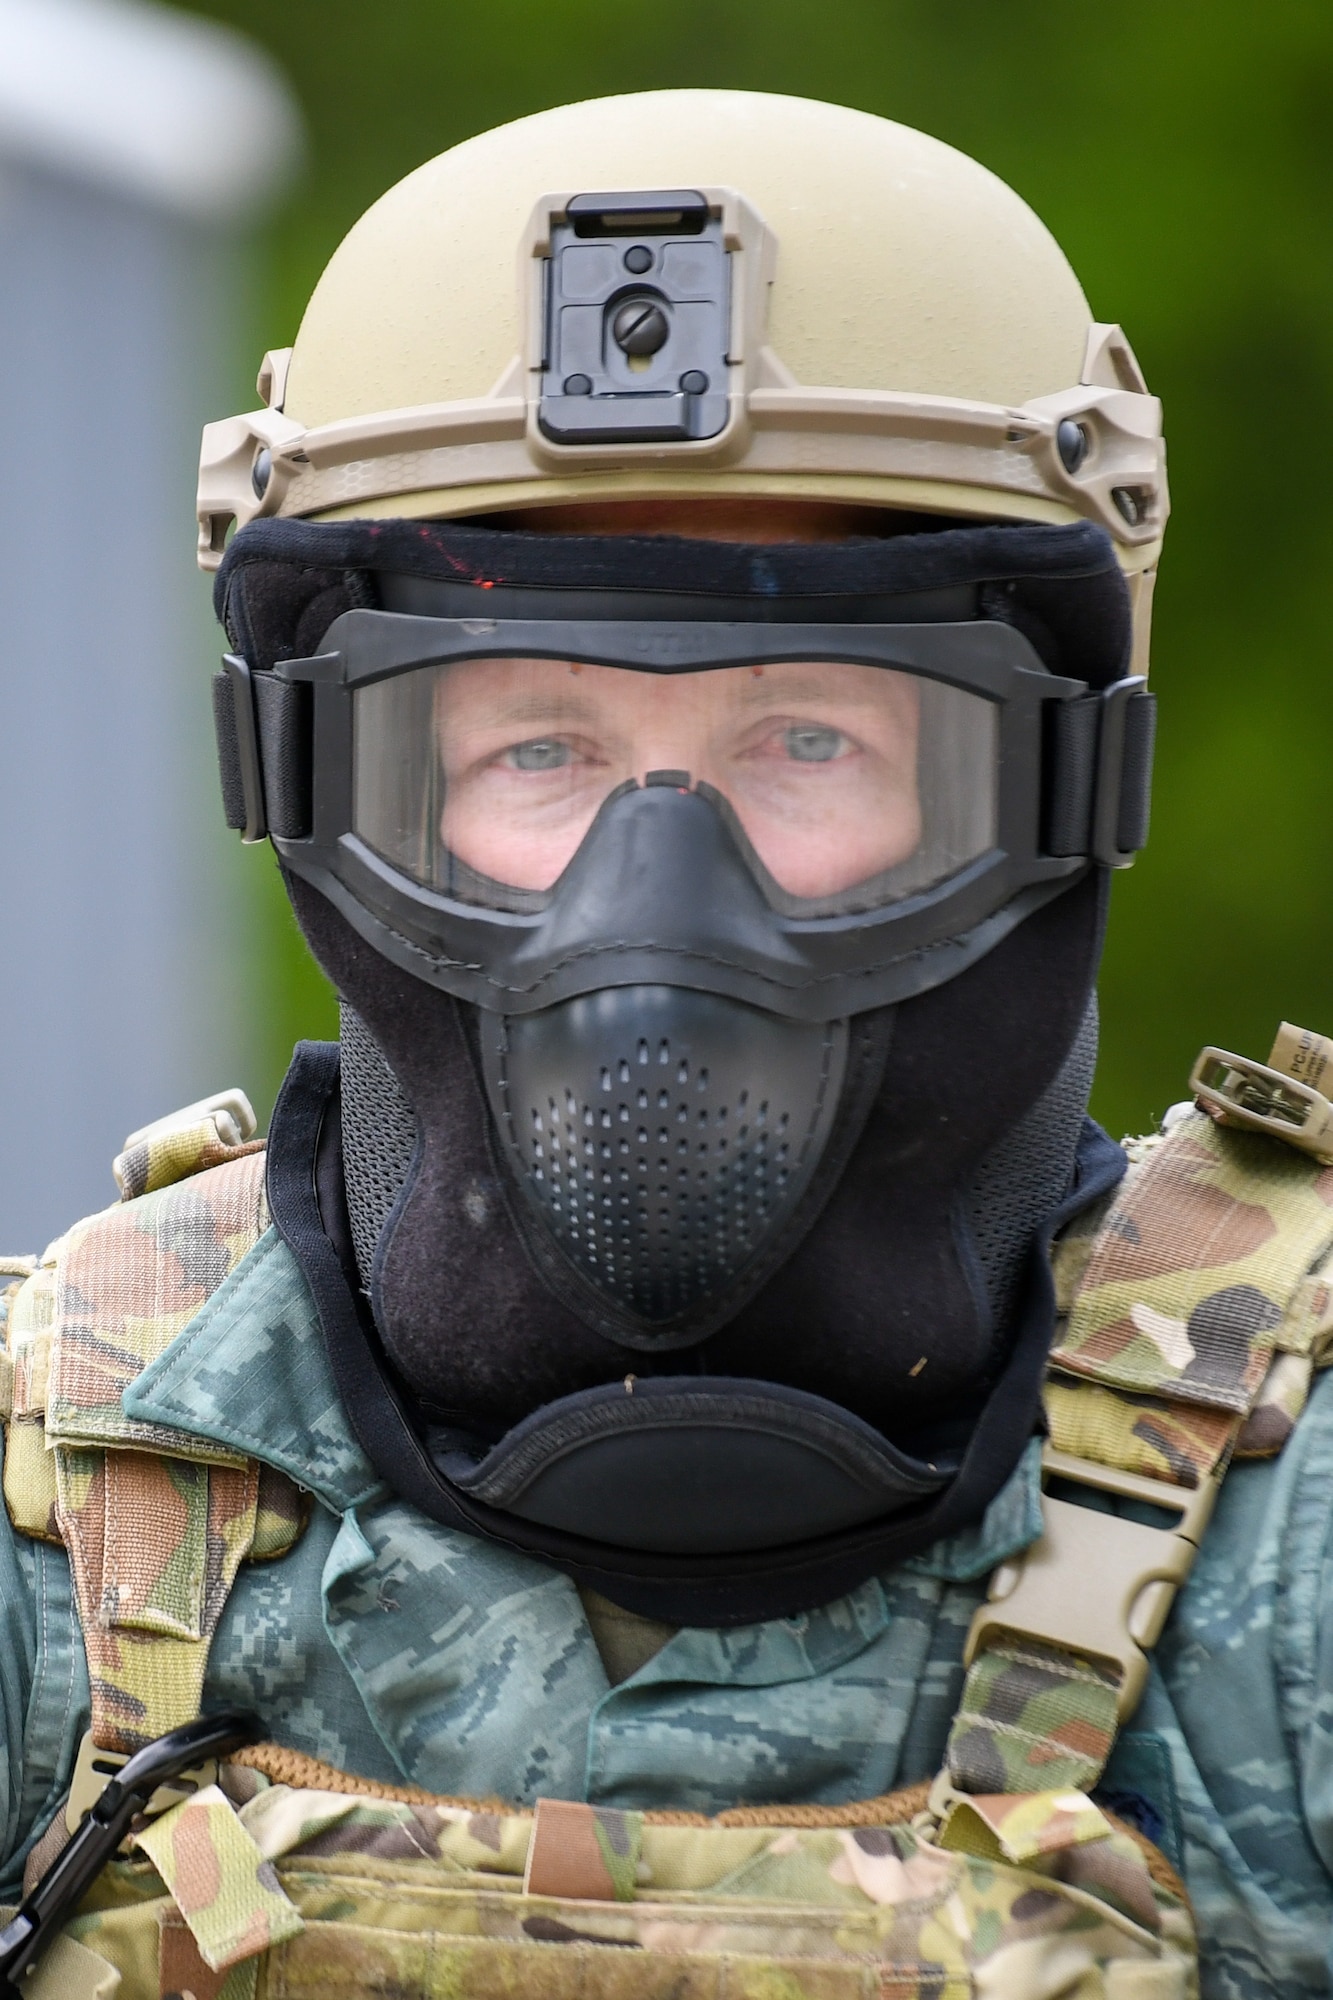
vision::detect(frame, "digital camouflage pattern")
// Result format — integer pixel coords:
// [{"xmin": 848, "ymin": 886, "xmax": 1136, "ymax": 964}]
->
[
  {"xmin": 57, "ymin": 1772, "xmax": 1195, "ymax": 2000},
  {"xmin": 6, "ymin": 1081, "xmax": 1333, "ymax": 1993}
]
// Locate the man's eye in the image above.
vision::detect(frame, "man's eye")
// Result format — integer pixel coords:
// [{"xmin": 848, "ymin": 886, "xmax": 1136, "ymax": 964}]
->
[
  {"xmin": 784, "ymin": 725, "xmax": 846, "ymax": 763},
  {"xmin": 506, "ymin": 739, "xmax": 571, "ymax": 771}
]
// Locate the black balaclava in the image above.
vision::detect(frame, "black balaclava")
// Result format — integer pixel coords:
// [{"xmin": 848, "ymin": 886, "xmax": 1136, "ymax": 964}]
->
[{"xmin": 215, "ymin": 514, "xmax": 1135, "ymax": 1623}]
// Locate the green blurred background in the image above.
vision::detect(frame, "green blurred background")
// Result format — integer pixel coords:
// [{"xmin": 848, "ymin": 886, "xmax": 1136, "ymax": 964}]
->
[{"xmin": 180, "ymin": 0, "xmax": 1333, "ymax": 1141}]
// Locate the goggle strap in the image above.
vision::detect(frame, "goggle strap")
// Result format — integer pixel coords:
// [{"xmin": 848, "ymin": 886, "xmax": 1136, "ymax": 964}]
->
[
  {"xmin": 1042, "ymin": 681, "xmax": 1155, "ymax": 867},
  {"xmin": 215, "ymin": 657, "xmax": 312, "ymax": 843},
  {"xmin": 1043, "ymin": 695, "xmax": 1100, "ymax": 857}
]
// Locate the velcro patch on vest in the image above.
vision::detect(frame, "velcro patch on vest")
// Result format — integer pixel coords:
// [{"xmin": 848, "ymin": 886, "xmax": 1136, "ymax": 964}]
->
[{"xmin": 523, "ymin": 1799, "xmax": 641, "ymax": 1902}]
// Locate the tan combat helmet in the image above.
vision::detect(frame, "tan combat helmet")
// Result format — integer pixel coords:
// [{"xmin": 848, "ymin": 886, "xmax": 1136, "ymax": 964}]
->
[{"xmin": 198, "ymin": 89, "xmax": 1167, "ymax": 670}]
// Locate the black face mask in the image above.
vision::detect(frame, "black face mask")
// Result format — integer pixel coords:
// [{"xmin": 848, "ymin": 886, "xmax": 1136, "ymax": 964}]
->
[
  {"xmin": 218, "ymin": 514, "xmax": 1137, "ymax": 1622},
  {"xmin": 291, "ymin": 861, "xmax": 1102, "ymax": 1431}
]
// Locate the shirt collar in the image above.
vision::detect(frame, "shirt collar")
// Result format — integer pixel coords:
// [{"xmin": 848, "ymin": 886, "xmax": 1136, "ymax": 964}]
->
[{"xmin": 123, "ymin": 1225, "xmax": 383, "ymax": 1513}]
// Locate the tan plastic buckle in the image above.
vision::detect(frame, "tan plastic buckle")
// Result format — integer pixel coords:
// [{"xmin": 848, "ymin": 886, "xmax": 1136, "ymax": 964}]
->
[
  {"xmin": 964, "ymin": 1445, "xmax": 1220, "ymax": 1719},
  {"xmin": 1191, "ymin": 1039, "xmax": 1333, "ymax": 1166},
  {"xmin": 65, "ymin": 1731, "xmax": 218, "ymax": 1835}
]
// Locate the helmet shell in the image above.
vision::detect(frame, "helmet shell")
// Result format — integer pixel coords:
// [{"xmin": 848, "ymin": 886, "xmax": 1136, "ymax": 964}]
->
[
  {"xmin": 290, "ymin": 90, "xmax": 1091, "ymax": 421},
  {"xmin": 199, "ymin": 90, "xmax": 1165, "ymax": 659}
]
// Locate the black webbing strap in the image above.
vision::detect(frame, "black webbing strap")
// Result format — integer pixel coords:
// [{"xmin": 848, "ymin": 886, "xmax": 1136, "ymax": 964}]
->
[
  {"xmin": 1115, "ymin": 690, "xmax": 1156, "ymax": 856},
  {"xmin": 212, "ymin": 659, "xmax": 312, "ymax": 842},
  {"xmin": 1043, "ymin": 680, "xmax": 1155, "ymax": 866},
  {"xmin": 1043, "ymin": 696, "xmax": 1101, "ymax": 857},
  {"xmin": 253, "ymin": 674, "xmax": 313, "ymax": 839}
]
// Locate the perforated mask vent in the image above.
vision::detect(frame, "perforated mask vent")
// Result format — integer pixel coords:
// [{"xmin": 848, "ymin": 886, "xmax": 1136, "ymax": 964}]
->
[{"xmin": 480, "ymin": 987, "xmax": 849, "ymax": 1331}]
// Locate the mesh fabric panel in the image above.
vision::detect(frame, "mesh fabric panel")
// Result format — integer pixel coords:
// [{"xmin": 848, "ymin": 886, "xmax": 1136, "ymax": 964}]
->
[
  {"xmin": 963, "ymin": 994, "xmax": 1099, "ymax": 1334},
  {"xmin": 340, "ymin": 1003, "xmax": 418, "ymax": 1288},
  {"xmin": 339, "ymin": 994, "xmax": 1098, "ymax": 1328}
]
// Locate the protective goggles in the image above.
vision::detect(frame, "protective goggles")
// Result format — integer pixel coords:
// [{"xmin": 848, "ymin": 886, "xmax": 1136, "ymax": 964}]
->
[{"xmin": 217, "ymin": 594, "xmax": 1153, "ymax": 1021}]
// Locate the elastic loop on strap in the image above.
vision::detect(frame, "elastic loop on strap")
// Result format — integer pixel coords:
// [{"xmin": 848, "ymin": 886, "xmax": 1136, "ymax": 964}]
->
[
  {"xmin": 1042, "ymin": 694, "xmax": 1099, "ymax": 856},
  {"xmin": 251, "ymin": 673, "xmax": 312, "ymax": 840}
]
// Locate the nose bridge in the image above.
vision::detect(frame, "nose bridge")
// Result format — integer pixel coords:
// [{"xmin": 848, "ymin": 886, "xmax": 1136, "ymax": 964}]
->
[
  {"xmin": 529, "ymin": 779, "xmax": 781, "ymax": 965},
  {"xmin": 622, "ymin": 668, "xmax": 710, "ymax": 775}
]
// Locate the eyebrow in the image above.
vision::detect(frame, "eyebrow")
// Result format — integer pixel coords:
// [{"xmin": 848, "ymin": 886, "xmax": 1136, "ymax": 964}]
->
[
  {"xmin": 732, "ymin": 668, "xmax": 904, "ymax": 709},
  {"xmin": 439, "ymin": 663, "xmax": 908, "ymax": 732},
  {"xmin": 441, "ymin": 691, "xmax": 605, "ymax": 732}
]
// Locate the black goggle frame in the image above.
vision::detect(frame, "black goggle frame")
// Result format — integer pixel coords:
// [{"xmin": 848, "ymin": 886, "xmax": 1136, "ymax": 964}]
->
[{"xmin": 217, "ymin": 610, "xmax": 1154, "ymax": 1023}]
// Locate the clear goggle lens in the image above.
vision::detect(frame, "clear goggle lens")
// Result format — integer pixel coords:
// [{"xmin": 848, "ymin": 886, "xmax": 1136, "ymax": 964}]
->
[{"xmin": 353, "ymin": 656, "xmax": 997, "ymax": 915}]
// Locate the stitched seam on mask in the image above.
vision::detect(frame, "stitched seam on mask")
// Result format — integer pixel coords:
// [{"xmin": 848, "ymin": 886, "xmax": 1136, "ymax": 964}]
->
[
  {"xmin": 452, "ymin": 1389, "xmax": 945, "ymax": 1503},
  {"xmin": 350, "ymin": 900, "xmax": 1075, "ymax": 999}
]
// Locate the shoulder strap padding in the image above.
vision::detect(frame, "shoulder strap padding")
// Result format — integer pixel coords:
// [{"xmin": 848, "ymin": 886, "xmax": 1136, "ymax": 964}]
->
[
  {"xmin": 1049, "ymin": 1105, "xmax": 1333, "ymax": 1480},
  {"xmin": 0, "ymin": 1153, "xmax": 307, "ymax": 1750},
  {"xmin": 949, "ymin": 1106, "xmax": 1333, "ymax": 1802}
]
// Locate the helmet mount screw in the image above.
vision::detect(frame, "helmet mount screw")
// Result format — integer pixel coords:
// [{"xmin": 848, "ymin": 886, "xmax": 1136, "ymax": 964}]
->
[
  {"xmin": 1112, "ymin": 486, "xmax": 1142, "ymax": 526},
  {"xmin": 611, "ymin": 297, "xmax": 670, "ymax": 357},
  {"xmin": 1056, "ymin": 418, "xmax": 1089, "ymax": 474},
  {"xmin": 250, "ymin": 447, "xmax": 272, "ymax": 501}
]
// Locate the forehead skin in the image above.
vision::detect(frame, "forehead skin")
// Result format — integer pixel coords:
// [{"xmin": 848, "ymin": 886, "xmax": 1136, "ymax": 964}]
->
[{"xmin": 431, "ymin": 499, "xmax": 927, "ymax": 901}]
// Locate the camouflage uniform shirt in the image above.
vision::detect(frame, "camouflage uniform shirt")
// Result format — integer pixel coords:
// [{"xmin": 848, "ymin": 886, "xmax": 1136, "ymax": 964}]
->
[{"xmin": 0, "ymin": 1223, "xmax": 1331, "ymax": 1999}]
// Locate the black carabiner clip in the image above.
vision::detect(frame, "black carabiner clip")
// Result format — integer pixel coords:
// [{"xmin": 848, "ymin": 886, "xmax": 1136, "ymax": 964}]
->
[{"xmin": 0, "ymin": 1709, "xmax": 262, "ymax": 1993}]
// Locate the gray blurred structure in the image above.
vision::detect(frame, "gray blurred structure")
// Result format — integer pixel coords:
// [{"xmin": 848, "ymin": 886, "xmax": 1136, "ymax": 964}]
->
[{"xmin": 0, "ymin": 0, "xmax": 301, "ymax": 1247}]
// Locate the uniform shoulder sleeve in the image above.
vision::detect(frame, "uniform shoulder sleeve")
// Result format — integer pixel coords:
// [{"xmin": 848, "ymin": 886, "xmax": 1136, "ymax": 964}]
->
[
  {"xmin": 0, "ymin": 1441, "xmax": 40, "ymax": 1889},
  {"xmin": 1276, "ymin": 1368, "xmax": 1333, "ymax": 1882}
]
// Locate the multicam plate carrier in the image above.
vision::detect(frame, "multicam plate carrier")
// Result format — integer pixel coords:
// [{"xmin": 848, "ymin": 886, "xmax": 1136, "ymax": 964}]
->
[{"xmin": 3, "ymin": 1027, "xmax": 1333, "ymax": 2000}]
